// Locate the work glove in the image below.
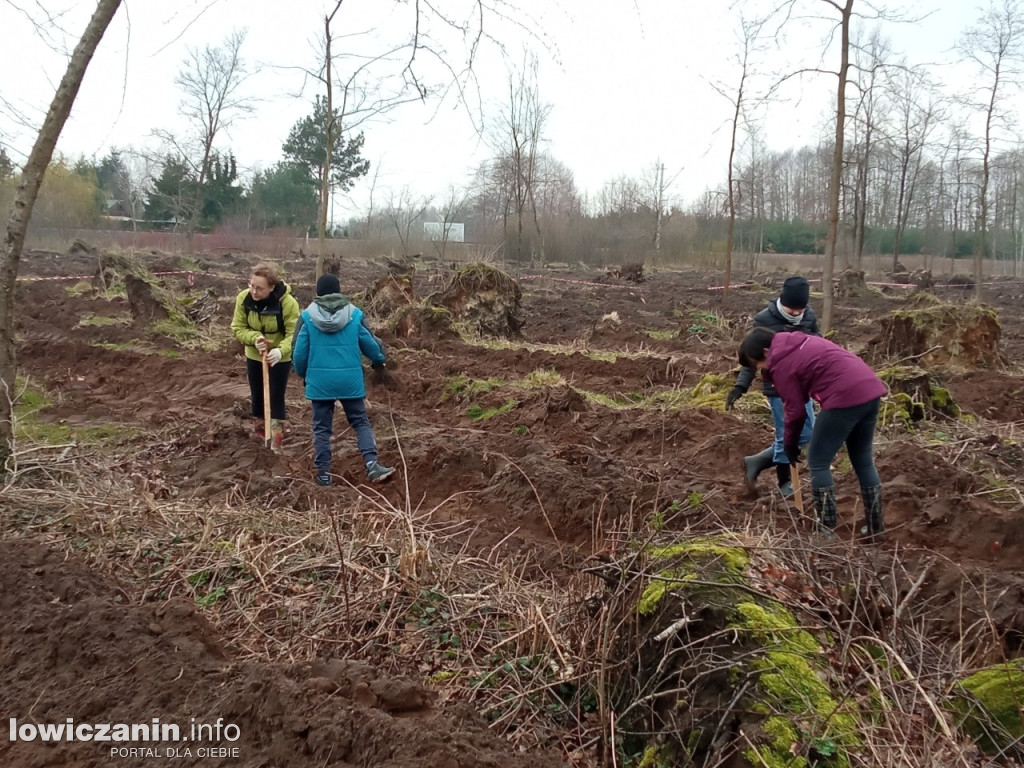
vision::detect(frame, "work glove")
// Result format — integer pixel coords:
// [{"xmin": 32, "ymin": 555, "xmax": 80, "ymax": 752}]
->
[
  {"xmin": 725, "ymin": 386, "xmax": 745, "ymax": 411},
  {"xmin": 784, "ymin": 444, "xmax": 802, "ymax": 465},
  {"xmin": 255, "ymin": 336, "xmax": 269, "ymax": 353},
  {"xmin": 266, "ymin": 348, "xmax": 282, "ymax": 366}
]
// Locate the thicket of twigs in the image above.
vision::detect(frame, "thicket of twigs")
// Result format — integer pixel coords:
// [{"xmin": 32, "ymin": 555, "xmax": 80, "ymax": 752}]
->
[{"xmin": 0, "ymin": 426, "xmax": 1019, "ymax": 767}]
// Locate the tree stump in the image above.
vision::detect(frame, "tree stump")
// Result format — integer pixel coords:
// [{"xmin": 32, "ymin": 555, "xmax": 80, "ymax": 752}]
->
[
  {"xmin": 434, "ymin": 263, "xmax": 524, "ymax": 338},
  {"xmin": 621, "ymin": 262, "xmax": 645, "ymax": 283},
  {"xmin": 364, "ymin": 268, "xmax": 415, "ymax": 318},
  {"xmin": 388, "ymin": 304, "xmax": 457, "ymax": 344},
  {"xmin": 835, "ymin": 268, "xmax": 870, "ymax": 298},
  {"xmin": 869, "ymin": 304, "xmax": 1005, "ymax": 369}
]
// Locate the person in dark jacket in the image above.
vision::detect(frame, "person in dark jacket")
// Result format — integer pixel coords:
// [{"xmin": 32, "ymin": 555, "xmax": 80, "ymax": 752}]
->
[
  {"xmin": 292, "ymin": 274, "xmax": 396, "ymax": 487},
  {"xmin": 726, "ymin": 276, "xmax": 819, "ymax": 497},
  {"xmin": 230, "ymin": 263, "xmax": 301, "ymax": 451},
  {"xmin": 738, "ymin": 327, "xmax": 889, "ymax": 542}
]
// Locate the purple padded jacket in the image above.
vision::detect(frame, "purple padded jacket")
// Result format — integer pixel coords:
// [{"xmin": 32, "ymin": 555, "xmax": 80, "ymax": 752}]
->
[{"xmin": 766, "ymin": 332, "xmax": 888, "ymax": 448}]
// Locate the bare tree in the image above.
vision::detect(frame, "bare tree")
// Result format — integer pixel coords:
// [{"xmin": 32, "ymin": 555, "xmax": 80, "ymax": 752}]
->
[
  {"xmin": 429, "ymin": 185, "xmax": 469, "ymax": 260},
  {"xmin": 712, "ymin": 14, "xmax": 769, "ymax": 294},
  {"xmin": 847, "ymin": 30, "xmax": 888, "ymax": 271},
  {"xmin": 490, "ymin": 55, "xmax": 550, "ymax": 263},
  {"xmin": 884, "ymin": 64, "xmax": 941, "ymax": 272},
  {"xmin": 820, "ymin": 0, "xmax": 855, "ymax": 333},
  {"xmin": 117, "ymin": 148, "xmax": 156, "ymax": 230},
  {"xmin": 0, "ymin": 0, "xmax": 123, "ymax": 467},
  {"xmin": 159, "ymin": 29, "xmax": 251, "ymax": 238},
  {"xmin": 384, "ymin": 187, "xmax": 432, "ymax": 256},
  {"xmin": 315, "ymin": 1, "xmax": 343, "ymax": 277},
  {"xmin": 959, "ymin": 0, "xmax": 1024, "ymax": 301}
]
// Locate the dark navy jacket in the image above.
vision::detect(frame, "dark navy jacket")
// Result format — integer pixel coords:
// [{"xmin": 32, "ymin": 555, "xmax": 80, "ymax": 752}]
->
[{"xmin": 734, "ymin": 300, "xmax": 820, "ymax": 398}]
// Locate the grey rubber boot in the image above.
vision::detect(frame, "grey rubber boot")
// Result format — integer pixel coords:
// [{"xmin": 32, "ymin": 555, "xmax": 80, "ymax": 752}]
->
[
  {"xmin": 743, "ymin": 447, "xmax": 775, "ymax": 491},
  {"xmin": 812, "ymin": 486, "xmax": 838, "ymax": 538},
  {"xmin": 859, "ymin": 485, "xmax": 885, "ymax": 543}
]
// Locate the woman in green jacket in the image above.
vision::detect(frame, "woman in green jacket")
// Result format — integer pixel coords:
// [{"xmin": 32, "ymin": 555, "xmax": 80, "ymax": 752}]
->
[{"xmin": 230, "ymin": 263, "xmax": 300, "ymax": 450}]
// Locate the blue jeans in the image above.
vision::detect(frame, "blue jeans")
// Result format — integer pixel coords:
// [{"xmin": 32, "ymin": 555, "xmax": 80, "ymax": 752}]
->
[
  {"xmin": 769, "ymin": 396, "xmax": 814, "ymax": 464},
  {"xmin": 311, "ymin": 399, "xmax": 379, "ymax": 470},
  {"xmin": 807, "ymin": 398, "xmax": 881, "ymax": 491}
]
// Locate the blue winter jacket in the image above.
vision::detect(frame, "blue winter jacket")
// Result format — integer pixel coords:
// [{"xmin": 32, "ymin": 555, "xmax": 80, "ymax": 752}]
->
[{"xmin": 292, "ymin": 294, "xmax": 386, "ymax": 401}]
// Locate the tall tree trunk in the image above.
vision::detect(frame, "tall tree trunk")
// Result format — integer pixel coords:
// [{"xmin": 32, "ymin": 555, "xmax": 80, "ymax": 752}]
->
[
  {"xmin": 822, "ymin": 0, "xmax": 853, "ymax": 333},
  {"xmin": 0, "ymin": 0, "xmax": 123, "ymax": 469},
  {"xmin": 317, "ymin": 1, "xmax": 344, "ymax": 279},
  {"xmin": 725, "ymin": 85, "xmax": 742, "ymax": 296}
]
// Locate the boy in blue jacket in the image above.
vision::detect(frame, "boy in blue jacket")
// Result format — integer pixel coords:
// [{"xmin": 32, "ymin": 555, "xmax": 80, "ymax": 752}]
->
[{"xmin": 293, "ymin": 274, "xmax": 396, "ymax": 486}]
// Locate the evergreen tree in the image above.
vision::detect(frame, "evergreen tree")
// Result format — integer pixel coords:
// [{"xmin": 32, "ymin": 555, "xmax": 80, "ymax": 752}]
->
[
  {"xmin": 249, "ymin": 162, "xmax": 318, "ymax": 230},
  {"xmin": 282, "ymin": 95, "xmax": 370, "ymax": 193},
  {"xmin": 0, "ymin": 148, "xmax": 14, "ymax": 181},
  {"xmin": 145, "ymin": 156, "xmax": 197, "ymax": 226}
]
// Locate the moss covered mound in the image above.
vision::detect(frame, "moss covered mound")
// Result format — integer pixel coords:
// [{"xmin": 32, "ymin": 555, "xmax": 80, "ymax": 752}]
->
[
  {"xmin": 870, "ymin": 304, "xmax": 1005, "ymax": 370},
  {"xmin": 613, "ymin": 537, "xmax": 863, "ymax": 768},
  {"xmin": 877, "ymin": 365, "xmax": 966, "ymax": 427},
  {"xmin": 954, "ymin": 661, "xmax": 1024, "ymax": 756}
]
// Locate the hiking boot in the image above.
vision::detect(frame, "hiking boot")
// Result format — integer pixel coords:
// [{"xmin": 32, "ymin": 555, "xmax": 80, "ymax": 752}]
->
[
  {"xmin": 813, "ymin": 486, "xmax": 838, "ymax": 537},
  {"xmin": 743, "ymin": 447, "xmax": 775, "ymax": 491},
  {"xmin": 270, "ymin": 419, "xmax": 284, "ymax": 452},
  {"xmin": 779, "ymin": 481, "xmax": 795, "ymax": 498},
  {"xmin": 366, "ymin": 461, "xmax": 396, "ymax": 483},
  {"xmin": 858, "ymin": 484, "xmax": 885, "ymax": 543},
  {"xmin": 316, "ymin": 470, "xmax": 332, "ymax": 487}
]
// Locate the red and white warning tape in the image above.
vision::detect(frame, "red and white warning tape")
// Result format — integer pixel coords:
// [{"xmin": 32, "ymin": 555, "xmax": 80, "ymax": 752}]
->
[
  {"xmin": 17, "ymin": 270, "xmax": 196, "ymax": 286},
  {"xmin": 518, "ymin": 274, "xmax": 634, "ymax": 289}
]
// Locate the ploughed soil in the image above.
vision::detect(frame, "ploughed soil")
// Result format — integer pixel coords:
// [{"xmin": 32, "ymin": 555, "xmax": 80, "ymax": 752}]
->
[{"xmin": 4, "ymin": 246, "xmax": 1024, "ymax": 766}]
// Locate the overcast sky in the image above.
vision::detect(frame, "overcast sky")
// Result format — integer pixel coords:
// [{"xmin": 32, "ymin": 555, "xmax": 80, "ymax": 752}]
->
[{"xmin": 0, "ymin": 0, "xmax": 1001, "ymax": 220}]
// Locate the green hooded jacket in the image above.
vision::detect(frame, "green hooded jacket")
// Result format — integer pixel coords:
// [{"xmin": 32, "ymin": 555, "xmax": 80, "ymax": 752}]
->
[{"xmin": 231, "ymin": 281, "xmax": 300, "ymax": 362}]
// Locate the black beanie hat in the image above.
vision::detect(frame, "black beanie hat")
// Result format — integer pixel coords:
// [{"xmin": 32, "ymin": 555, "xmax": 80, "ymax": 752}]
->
[
  {"xmin": 316, "ymin": 273, "xmax": 341, "ymax": 296},
  {"xmin": 780, "ymin": 276, "xmax": 810, "ymax": 310}
]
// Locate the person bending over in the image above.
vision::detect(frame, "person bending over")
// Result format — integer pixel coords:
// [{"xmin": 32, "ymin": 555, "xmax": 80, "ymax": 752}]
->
[{"xmin": 738, "ymin": 327, "xmax": 888, "ymax": 542}]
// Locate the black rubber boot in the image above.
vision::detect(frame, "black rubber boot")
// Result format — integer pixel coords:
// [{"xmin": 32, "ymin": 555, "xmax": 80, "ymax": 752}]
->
[
  {"xmin": 812, "ymin": 486, "xmax": 838, "ymax": 538},
  {"xmin": 858, "ymin": 485, "xmax": 885, "ymax": 543},
  {"xmin": 743, "ymin": 447, "xmax": 775, "ymax": 491},
  {"xmin": 776, "ymin": 462, "xmax": 794, "ymax": 497}
]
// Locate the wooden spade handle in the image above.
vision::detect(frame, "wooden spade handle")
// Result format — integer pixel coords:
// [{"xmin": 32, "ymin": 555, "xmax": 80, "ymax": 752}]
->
[{"xmin": 262, "ymin": 355, "xmax": 272, "ymax": 445}]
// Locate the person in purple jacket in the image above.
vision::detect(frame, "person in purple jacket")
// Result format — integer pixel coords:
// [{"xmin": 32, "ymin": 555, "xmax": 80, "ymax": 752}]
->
[{"xmin": 737, "ymin": 327, "xmax": 889, "ymax": 542}]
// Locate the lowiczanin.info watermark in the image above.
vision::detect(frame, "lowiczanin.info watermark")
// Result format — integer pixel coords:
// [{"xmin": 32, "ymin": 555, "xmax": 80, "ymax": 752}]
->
[{"xmin": 9, "ymin": 717, "xmax": 242, "ymax": 759}]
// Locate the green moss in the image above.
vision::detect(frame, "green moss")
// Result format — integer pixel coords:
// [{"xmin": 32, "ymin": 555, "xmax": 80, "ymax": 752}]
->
[
  {"xmin": 14, "ymin": 382, "xmax": 137, "ymax": 446},
  {"xmin": 955, "ymin": 661, "xmax": 1024, "ymax": 753},
  {"xmin": 644, "ymin": 329, "xmax": 679, "ymax": 340},
  {"xmin": 733, "ymin": 602, "xmax": 859, "ymax": 768},
  {"xmin": 520, "ymin": 368, "xmax": 565, "ymax": 388},
  {"xmin": 755, "ymin": 717, "xmax": 804, "ymax": 768},
  {"xmin": 877, "ymin": 366, "xmax": 965, "ymax": 426},
  {"xmin": 638, "ymin": 538, "xmax": 750, "ymax": 616},
  {"xmin": 631, "ymin": 744, "xmax": 673, "ymax": 768},
  {"xmin": 443, "ymin": 375, "xmax": 505, "ymax": 400},
  {"xmin": 64, "ymin": 281, "xmax": 94, "ymax": 296},
  {"xmin": 466, "ymin": 399, "xmax": 517, "ymax": 421},
  {"xmin": 689, "ymin": 373, "xmax": 733, "ymax": 410},
  {"xmin": 429, "ymin": 670, "xmax": 459, "ymax": 685}
]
